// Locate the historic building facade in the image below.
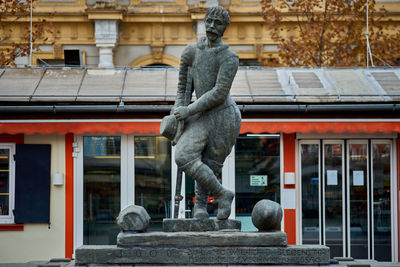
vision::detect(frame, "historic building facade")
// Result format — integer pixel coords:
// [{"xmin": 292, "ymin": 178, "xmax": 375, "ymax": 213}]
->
[{"xmin": 2, "ymin": 0, "xmax": 399, "ymax": 68}]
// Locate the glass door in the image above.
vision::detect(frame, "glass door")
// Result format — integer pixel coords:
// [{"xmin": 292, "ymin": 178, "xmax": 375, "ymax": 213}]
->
[
  {"xmin": 300, "ymin": 139, "xmax": 394, "ymax": 261},
  {"xmin": 134, "ymin": 136, "xmax": 172, "ymax": 231},
  {"xmin": 83, "ymin": 136, "xmax": 121, "ymax": 245},
  {"xmin": 77, "ymin": 134, "xmax": 174, "ymax": 248},
  {"xmin": 323, "ymin": 141, "xmax": 345, "ymax": 257},
  {"xmin": 235, "ymin": 135, "xmax": 281, "ymax": 231},
  {"xmin": 371, "ymin": 140, "xmax": 392, "ymax": 261},
  {"xmin": 300, "ymin": 141, "xmax": 320, "ymax": 245},
  {"xmin": 347, "ymin": 140, "xmax": 369, "ymax": 259}
]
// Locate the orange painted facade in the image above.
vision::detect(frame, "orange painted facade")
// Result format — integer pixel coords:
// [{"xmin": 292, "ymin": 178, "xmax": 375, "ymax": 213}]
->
[{"xmin": 0, "ymin": 121, "xmax": 398, "ymax": 261}]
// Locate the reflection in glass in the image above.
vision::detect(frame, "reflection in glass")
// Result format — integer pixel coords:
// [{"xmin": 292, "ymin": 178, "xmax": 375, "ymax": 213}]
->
[
  {"xmin": 235, "ymin": 136, "xmax": 280, "ymax": 231},
  {"xmin": 185, "ymin": 175, "xmax": 220, "ymax": 219},
  {"xmin": 301, "ymin": 144, "xmax": 320, "ymax": 244},
  {"xmin": 0, "ymin": 149, "xmax": 10, "ymax": 216},
  {"xmin": 372, "ymin": 143, "xmax": 391, "ymax": 261},
  {"xmin": 83, "ymin": 136, "xmax": 121, "ymax": 245},
  {"xmin": 324, "ymin": 144, "xmax": 343, "ymax": 257},
  {"xmin": 185, "ymin": 175, "xmax": 195, "ymax": 218},
  {"xmin": 135, "ymin": 136, "xmax": 171, "ymax": 231},
  {"xmin": 349, "ymin": 143, "xmax": 368, "ymax": 259}
]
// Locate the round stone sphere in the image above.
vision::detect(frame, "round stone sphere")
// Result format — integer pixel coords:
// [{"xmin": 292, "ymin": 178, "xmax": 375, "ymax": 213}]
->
[{"xmin": 251, "ymin": 199, "xmax": 283, "ymax": 231}]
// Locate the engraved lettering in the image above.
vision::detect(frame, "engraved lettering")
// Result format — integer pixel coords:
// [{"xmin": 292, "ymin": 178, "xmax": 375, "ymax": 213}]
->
[
  {"xmin": 166, "ymin": 249, "xmax": 172, "ymax": 257},
  {"xmin": 150, "ymin": 250, "xmax": 157, "ymax": 257}
]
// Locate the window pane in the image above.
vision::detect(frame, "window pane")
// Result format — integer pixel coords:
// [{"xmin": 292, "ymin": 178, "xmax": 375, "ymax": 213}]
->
[
  {"xmin": 0, "ymin": 149, "xmax": 10, "ymax": 216},
  {"xmin": 235, "ymin": 136, "xmax": 280, "ymax": 231},
  {"xmin": 83, "ymin": 136, "xmax": 121, "ymax": 245},
  {"xmin": 372, "ymin": 143, "xmax": 391, "ymax": 261},
  {"xmin": 135, "ymin": 136, "xmax": 171, "ymax": 231},
  {"xmin": 349, "ymin": 143, "xmax": 368, "ymax": 259},
  {"xmin": 324, "ymin": 143, "xmax": 343, "ymax": 257},
  {"xmin": 301, "ymin": 143, "xmax": 320, "ymax": 245}
]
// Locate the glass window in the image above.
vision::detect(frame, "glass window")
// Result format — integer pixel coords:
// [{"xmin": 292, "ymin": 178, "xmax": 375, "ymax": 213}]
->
[
  {"xmin": 83, "ymin": 136, "xmax": 121, "ymax": 245},
  {"xmin": 349, "ymin": 143, "xmax": 368, "ymax": 259},
  {"xmin": 372, "ymin": 143, "xmax": 391, "ymax": 261},
  {"xmin": 0, "ymin": 145, "xmax": 14, "ymax": 224},
  {"xmin": 0, "ymin": 149, "xmax": 10, "ymax": 217},
  {"xmin": 235, "ymin": 135, "xmax": 280, "ymax": 231},
  {"xmin": 301, "ymin": 143, "xmax": 320, "ymax": 245},
  {"xmin": 324, "ymin": 143, "xmax": 344, "ymax": 257},
  {"xmin": 134, "ymin": 136, "xmax": 171, "ymax": 231}
]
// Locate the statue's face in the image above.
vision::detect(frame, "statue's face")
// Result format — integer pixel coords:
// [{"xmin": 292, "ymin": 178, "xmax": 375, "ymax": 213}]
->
[{"xmin": 205, "ymin": 14, "xmax": 226, "ymax": 41}]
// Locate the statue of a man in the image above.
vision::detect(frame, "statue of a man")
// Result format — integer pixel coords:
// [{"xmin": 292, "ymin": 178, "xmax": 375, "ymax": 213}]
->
[{"xmin": 172, "ymin": 6, "xmax": 241, "ymax": 220}]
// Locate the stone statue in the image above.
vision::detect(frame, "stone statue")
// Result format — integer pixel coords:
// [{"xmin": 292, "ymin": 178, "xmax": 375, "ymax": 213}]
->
[{"xmin": 162, "ymin": 6, "xmax": 241, "ymax": 220}]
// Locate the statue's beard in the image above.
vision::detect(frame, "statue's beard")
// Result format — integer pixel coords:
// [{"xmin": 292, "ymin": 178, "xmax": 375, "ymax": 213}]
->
[{"xmin": 206, "ymin": 30, "xmax": 220, "ymax": 41}]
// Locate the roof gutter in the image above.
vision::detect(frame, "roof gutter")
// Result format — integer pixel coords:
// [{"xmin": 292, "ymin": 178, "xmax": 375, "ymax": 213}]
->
[{"xmin": 0, "ymin": 104, "xmax": 399, "ymax": 113}]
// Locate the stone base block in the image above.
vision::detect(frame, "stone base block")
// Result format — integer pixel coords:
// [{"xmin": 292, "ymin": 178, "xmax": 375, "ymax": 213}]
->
[
  {"xmin": 75, "ymin": 245, "xmax": 330, "ymax": 265},
  {"xmin": 163, "ymin": 218, "xmax": 241, "ymax": 232},
  {"xmin": 117, "ymin": 231, "xmax": 287, "ymax": 247}
]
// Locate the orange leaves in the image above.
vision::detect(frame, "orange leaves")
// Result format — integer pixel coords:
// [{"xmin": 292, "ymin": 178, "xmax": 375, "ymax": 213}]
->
[
  {"xmin": 261, "ymin": 0, "xmax": 400, "ymax": 67},
  {"xmin": 0, "ymin": 0, "xmax": 57, "ymax": 66}
]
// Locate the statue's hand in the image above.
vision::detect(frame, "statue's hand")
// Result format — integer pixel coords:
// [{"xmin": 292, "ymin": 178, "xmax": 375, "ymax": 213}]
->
[{"xmin": 174, "ymin": 106, "xmax": 190, "ymax": 121}]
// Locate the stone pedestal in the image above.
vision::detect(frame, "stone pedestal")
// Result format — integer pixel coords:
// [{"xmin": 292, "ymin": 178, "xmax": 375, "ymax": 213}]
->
[
  {"xmin": 97, "ymin": 46, "xmax": 114, "ymax": 68},
  {"xmin": 76, "ymin": 245, "xmax": 330, "ymax": 265},
  {"xmin": 163, "ymin": 218, "xmax": 241, "ymax": 232},
  {"xmin": 117, "ymin": 231, "xmax": 287, "ymax": 247},
  {"xmin": 76, "ymin": 226, "xmax": 330, "ymax": 265}
]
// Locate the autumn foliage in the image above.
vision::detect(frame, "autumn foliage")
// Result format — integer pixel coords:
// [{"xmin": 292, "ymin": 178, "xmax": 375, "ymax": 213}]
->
[
  {"xmin": 261, "ymin": 0, "xmax": 400, "ymax": 67},
  {"xmin": 0, "ymin": 0, "xmax": 55, "ymax": 66}
]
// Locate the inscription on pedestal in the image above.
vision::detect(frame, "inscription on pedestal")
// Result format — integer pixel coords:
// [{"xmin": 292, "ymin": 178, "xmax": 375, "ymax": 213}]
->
[{"xmin": 75, "ymin": 245, "xmax": 330, "ymax": 265}]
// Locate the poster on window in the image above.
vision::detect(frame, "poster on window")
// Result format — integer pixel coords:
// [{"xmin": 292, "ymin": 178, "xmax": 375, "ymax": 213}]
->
[
  {"xmin": 327, "ymin": 170, "xmax": 338, "ymax": 186},
  {"xmin": 353, "ymin": 170, "xmax": 364, "ymax": 186},
  {"xmin": 250, "ymin": 175, "xmax": 268, "ymax": 186}
]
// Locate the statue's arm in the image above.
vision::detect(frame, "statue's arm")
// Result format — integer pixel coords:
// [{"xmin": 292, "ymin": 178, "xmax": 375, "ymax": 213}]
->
[
  {"xmin": 173, "ymin": 44, "xmax": 195, "ymax": 111},
  {"xmin": 187, "ymin": 54, "xmax": 239, "ymax": 115}
]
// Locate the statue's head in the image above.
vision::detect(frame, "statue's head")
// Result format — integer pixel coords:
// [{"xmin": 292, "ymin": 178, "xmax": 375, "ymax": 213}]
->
[{"xmin": 204, "ymin": 6, "xmax": 230, "ymax": 41}]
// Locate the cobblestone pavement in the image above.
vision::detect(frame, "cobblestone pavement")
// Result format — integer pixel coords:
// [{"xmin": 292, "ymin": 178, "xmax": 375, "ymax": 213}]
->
[{"xmin": 0, "ymin": 259, "xmax": 400, "ymax": 267}]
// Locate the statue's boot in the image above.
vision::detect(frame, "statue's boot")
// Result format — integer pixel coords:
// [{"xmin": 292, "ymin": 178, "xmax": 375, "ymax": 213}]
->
[
  {"xmin": 182, "ymin": 159, "xmax": 234, "ymax": 220},
  {"xmin": 193, "ymin": 183, "xmax": 209, "ymax": 219}
]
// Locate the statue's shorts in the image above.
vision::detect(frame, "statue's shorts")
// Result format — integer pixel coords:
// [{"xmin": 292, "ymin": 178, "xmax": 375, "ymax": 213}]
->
[{"xmin": 175, "ymin": 102, "xmax": 241, "ymax": 176}]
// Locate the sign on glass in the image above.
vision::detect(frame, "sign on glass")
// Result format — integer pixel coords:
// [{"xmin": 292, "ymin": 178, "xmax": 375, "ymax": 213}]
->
[
  {"xmin": 250, "ymin": 175, "xmax": 268, "ymax": 186},
  {"xmin": 353, "ymin": 170, "xmax": 364, "ymax": 186},
  {"xmin": 326, "ymin": 170, "xmax": 338, "ymax": 186}
]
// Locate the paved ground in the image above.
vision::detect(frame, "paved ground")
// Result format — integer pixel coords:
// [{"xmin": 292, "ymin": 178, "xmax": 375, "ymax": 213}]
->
[{"xmin": 0, "ymin": 259, "xmax": 400, "ymax": 267}]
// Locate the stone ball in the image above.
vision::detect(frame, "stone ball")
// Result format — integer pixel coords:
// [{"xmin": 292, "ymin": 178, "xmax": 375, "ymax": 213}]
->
[
  {"xmin": 251, "ymin": 199, "xmax": 283, "ymax": 231},
  {"xmin": 117, "ymin": 205, "xmax": 151, "ymax": 232}
]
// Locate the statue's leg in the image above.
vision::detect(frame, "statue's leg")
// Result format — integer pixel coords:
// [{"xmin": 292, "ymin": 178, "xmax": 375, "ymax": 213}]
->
[
  {"xmin": 179, "ymin": 158, "xmax": 234, "ymax": 220},
  {"xmin": 175, "ymin": 116, "xmax": 233, "ymax": 220},
  {"xmin": 201, "ymin": 105, "xmax": 241, "ymax": 220},
  {"xmin": 193, "ymin": 183, "xmax": 209, "ymax": 219},
  {"xmin": 194, "ymin": 158, "xmax": 224, "ymax": 219}
]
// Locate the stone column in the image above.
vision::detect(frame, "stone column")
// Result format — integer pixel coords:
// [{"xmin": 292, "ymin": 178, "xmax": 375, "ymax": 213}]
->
[
  {"xmin": 94, "ymin": 20, "xmax": 119, "ymax": 68},
  {"xmin": 196, "ymin": 20, "xmax": 206, "ymax": 40}
]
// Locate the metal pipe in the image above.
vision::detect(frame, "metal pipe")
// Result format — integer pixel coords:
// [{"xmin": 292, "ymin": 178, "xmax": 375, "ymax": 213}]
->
[
  {"xmin": 29, "ymin": 0, "xmax": 33, "ymax": 67},
  {"xmin": 0, "ymin": 104, "xmax": 398, "ymax": 113},
  {"xmin": 238, "ymin": 104, "xmax": 399, "ymax": 113}
]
